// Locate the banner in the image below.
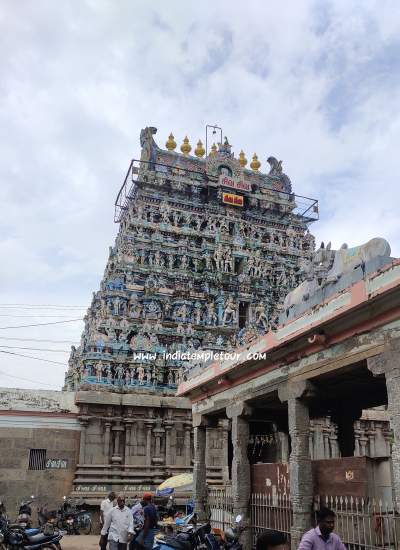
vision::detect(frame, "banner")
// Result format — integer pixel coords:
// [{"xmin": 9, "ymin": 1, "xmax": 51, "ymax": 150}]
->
[
  {"xmin": 222, "ymin": 193, "xmax": 244, "ymax": 207},
  {"xmin": 219, "ymin": 174, "xmax": 251, "ymax": 192}
]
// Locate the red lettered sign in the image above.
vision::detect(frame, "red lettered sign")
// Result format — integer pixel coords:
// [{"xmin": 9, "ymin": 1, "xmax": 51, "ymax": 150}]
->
[{"xmin": 222, "ymin": 193, "xmax": 244, "ymax": 207}]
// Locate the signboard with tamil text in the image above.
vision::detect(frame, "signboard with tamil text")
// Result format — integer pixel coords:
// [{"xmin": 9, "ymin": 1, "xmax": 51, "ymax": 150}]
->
[
  {"xmin": 46, "ymin": 458, "xmax": 68, "ymax": 469},
  {"xmin": 222, "ymin": 192, "xmax": 244, "ymax": 207},
  {"xmin": 74, "ymin": 484, "xmax": 155, "ymax": 493},
  {"xmin": 219, "ymin": 174, "xmax": 251, "ymax": 193}
]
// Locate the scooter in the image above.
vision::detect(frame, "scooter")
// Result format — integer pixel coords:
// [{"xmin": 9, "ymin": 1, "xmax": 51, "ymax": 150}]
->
[
  {"xmin": 16, "ymin": 497, "xmax": 35, "ymax": 529},
  {"xmin": 221, "ymin": 515, "xmax": 244, "ymax": 550}
]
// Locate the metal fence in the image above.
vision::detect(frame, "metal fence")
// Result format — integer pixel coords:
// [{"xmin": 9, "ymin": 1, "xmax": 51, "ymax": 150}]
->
[
  {"xmin": 315, "ymin": 495, "xmax": 400, "ymax": 550},
  {"xmin": 251, "ymin": 493, "xmax": 292, "ymax": 547},
  {"xmin": 208, "ymin": 487, "xmax": 234, "ymax": 532},
  {"xmin": 207, "ymin": 489, "xmax": 400, "ymax": 550}
]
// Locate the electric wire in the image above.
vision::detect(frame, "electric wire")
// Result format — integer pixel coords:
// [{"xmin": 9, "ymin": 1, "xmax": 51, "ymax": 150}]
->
[
  {"xmin": 0, "ymin": 314, "xmax": 85, "ymax": 318},
  {"xmin": 0, "ymin": 370, "xmax": 60, "ymax": 389},
  {"xmin": 0, "ymin": 304, "xmax": 86, "ymax": 308},
  {"xmin": 0, "ymin": 337, "xmax": 79, "ymax": 344},
  {"xmin": 0, "ymin": 349, "xmax": 66, "ymax": 366},
  {"xmin": 0, "ymin": 318, "xmax": 83, "ymax": 330},
  {"xmin": 0, "ymin": 345, "xmax": 70, "ymax": 353}
]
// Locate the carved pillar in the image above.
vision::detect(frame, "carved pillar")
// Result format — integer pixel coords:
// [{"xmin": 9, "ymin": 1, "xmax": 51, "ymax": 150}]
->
[
  {"xmin": 323, "ymin": 420, "xmax": 331, "ymax": 459},
  {"xmin": 78, "ymin": 417, "xmax": 89, "ymax": 464},
  {"xmin": 368, "ymin": 340, "xmax": 400, "ymax": 507},
  {"xmin": 279, "ymin": 381, "xmax": 315, "ymax": 550},
  {"xmin": 309, "ymin": 423, "xmax": 315, "ymax": 460},
  {"xmin": 367, "ymin": 421, "xmax": 376, "ymax": 457},
  {"xmin": 184, "ymin": 422, "xmax": 192, "ymax": 467},
  {"xmin": 227, "ymin": 402, "xmax": 252, "ymax": 550},
  {"xmin": 164, "ymin": 419, "xmax": 173, "ymax": 466},
  {"xmin": 152, "ymin": 425, "xmax": 165, "ymax": 465},
  {"xmin": 125, "ymin": 421, "xmax": 132, "ymax": 464},
  {"xmin": 145, "ymin": 421, "xmax": 154, "ymax": 467},
  {"xmin": 354, "ymin": 420, "xmax": 361, "ymax": 456},
  {"xmin": 104, "ymin": 421, "xmax": 112, "ymax": 464},
  {"xmin": 111, "ymin": 421, "xmax": 124, "ymax": 465},
  {"xmin": 193, "ymin": 414, "xmax": 208, "ymax": 521},
  {"xmin": 329, "ymin": 425, "xmax": 340, "ymax": 459},
  {"xmin": 278, "ymin": 431, "xmax": 290, "ymax": 463},
  {"xmin": 218, "ymin": 418, "xmax": 230, "ymax": 482},
  {"xmin": 131, "ymin": 422, "xmax": 137, "ymax": 457}
]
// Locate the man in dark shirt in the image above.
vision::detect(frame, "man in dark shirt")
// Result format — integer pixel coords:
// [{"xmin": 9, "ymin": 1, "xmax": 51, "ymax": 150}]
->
[{"xmin": 136, "ymin": 493, "xmax": 158, "ymax": 550}]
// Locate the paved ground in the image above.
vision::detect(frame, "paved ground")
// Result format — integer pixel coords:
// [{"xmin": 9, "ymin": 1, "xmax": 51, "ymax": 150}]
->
[{"xmin": 61, "ymin": 534, "xmax": 99, "ymax": 550}]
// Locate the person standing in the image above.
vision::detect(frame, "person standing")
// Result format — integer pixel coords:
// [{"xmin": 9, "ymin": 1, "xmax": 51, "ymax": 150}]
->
[
  {"xmin": 101, "ymin": 494, "xmax": 134, "ymax": 550},
  {"xmin": 99, "ymin": 492, "xmax": 116, "ymax": 550},
  {"xmin": 135, "ymin": 493, "xmax": 158, "ymax": 550},
  {"xmin": 129, "ymin": 497, "xmax": 144, "ymax": 550},
  {"xmin": 101, "ymin": 492, "xmax": 116, "ymax": 527},
  {"xmin": 298, "ymin": 508, "xmax": 347, "ymax": 550}
]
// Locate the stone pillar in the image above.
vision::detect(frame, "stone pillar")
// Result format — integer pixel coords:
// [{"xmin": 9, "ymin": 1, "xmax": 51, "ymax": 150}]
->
[
  {"xmin": 279, "ymin": 381, "xmax": 315, "ymax": 550},
  {"xmin": 278, "ymin": 431, "xmax": 290, "ymax": 463},
  {"xmin": 218, "ymin": 418, "xmax": 230, "ymax": 482},
  {"xmin": 368, "ymin": 339, "xmax": 400, "ymax": 507},
  {"xmin": 111, "ymin": 421, "xmax": 124, "ymax": 465},
  {"xmin": 78, "ymin": 417, "xmax": 89, "ymax": 464},
  {"xmin": 164, "ymin": 420, "xmax": 173, "ymax": 466},
  {"xmin": 227, "ymin": 402, "xmax": 252, "ymax": 550},
  {"xmin": 104, "ymin": 421, "xmax": 112, "ymax": 464},
  {"xmin": 131, "ymin": 422, "xmax": 137, "ymax": 457},
  {"xmin": 193, "ymin": 413, "xmax": 208, "ymax": 521},
  {"xmin": 367, "ymin": 421, "xmax": 376, "ymax": 457},
  {"xmin": 125, "ymin": 421, "xmax": 132, "ymax": 464},
  {"xmin": 145, "ymin": 421, "xmax": 153, "ymax": 467},
  {"xmin": 184, "ymin": 422, "xmax": 192, "ymax": 467}
]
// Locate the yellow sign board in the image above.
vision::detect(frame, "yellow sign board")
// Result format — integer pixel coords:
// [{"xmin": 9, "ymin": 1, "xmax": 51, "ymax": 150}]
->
[{"xmin": 222, "ymin": 193, "xmax": 244, "ymax": 207}]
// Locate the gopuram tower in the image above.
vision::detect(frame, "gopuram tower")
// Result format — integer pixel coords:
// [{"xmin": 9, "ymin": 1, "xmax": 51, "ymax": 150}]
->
[{"xmin": 65, "ymin": 126, "xmax": 318, "ymax": 497}]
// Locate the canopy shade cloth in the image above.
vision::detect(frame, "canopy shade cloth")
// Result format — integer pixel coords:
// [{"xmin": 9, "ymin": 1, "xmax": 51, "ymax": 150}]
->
[{"xmin": 156, "ymin": 473, "xmax": 193, "ymax": 495}]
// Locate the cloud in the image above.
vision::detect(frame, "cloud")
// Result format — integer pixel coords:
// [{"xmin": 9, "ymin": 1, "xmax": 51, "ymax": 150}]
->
[{"xmin": 0, "ymin": 0, "xmax": 399, "ymax": 388}]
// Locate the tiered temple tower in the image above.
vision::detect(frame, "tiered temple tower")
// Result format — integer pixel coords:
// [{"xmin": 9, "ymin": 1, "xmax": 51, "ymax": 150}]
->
[{"xmin": 64, "ymin": 127, "xmax": 318, "ymax": 497}]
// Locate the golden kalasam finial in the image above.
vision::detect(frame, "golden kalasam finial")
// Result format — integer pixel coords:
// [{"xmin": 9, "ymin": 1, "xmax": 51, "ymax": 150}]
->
[
  {"xmin": 239, "ymin": 150, "xmax": 247, "ymax": 168},
  {"xmin": 180, "ymin": 136, "xmax": 192, "ymax": 156},
  {"xmin": 165, "ymin": 133, "xmax": 177, "ymax": 151},
  {"xmin": 250, "ymin": 153, "xmax": 261, "ymax": 171},
  {"xmin": 194, "ymin": 139, "xmax": 205, "ymax": 158},
  {"xmin": 210, "ymin": 143, "xmax": 218, "ymax": 156}
]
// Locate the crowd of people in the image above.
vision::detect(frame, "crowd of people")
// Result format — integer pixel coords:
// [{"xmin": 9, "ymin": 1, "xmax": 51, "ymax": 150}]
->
[
  {"xmin": 98, "ymin": 491, "xmax": 346, "ymax": 550},
  {"xmin": 99, "ymin": 492, "xmax": 158, "ymax": 550}
]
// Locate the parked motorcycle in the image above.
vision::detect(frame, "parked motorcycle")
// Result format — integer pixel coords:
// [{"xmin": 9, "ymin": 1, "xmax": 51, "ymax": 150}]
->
[
  {"xmin": 16, "ymin": 498, "xmax": 35, "ymax": 529},
  {"xmin": 56, "ymin": 497, "xmax": 92, "ymax": 535},
  {"xmin": 154, "ymin": 522, "xmax": 212, "ymax": 550},
  {"xmin": 0, "ymin": 515, "xmax": 63, "ymax": 549}
]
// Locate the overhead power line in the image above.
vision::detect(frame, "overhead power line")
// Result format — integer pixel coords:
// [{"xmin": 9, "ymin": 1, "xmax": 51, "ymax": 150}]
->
[
  {"xmin": 0, "ymin": 337, "xmax": 79, "ymax": 344},
  {"xmin": 0, "ymin": 349, "xmax": 67, "ymax": 366},
  {"xmin": 0, "ymin": 369, "xmax": 60, "ymax": 389},
  {"xmin": 0, "ymin": 315, "xmax": 85, "ymax": 318},
  {"xmin": 0, "ymin": 304, "xmax": 86, "ymax": 308},
  {"xmin": 0, "ymin": 345, "xmax": 70, "ymax": 353},
  {"xmin": 0, "ymin": 318, "xmax": 83, "ymax": 330}
]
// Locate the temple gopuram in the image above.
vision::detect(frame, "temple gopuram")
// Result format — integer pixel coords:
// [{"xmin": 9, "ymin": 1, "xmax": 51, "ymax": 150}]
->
[{"xmin": 64, "ymin": 126, "xmax": 318, "ymax": 497}]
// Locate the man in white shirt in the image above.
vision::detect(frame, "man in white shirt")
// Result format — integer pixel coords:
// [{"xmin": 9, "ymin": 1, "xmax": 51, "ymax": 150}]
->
[
  {"xmin": 101, "ymin": 494, "xmax": 134, "ymax": 550},
  {"xmin": 100, "ymin": 492, "xmax": 116, "ymax": 527},
  {"xmin": 100, "ymin": 491, "xmax": 116, "ymax": 550}
]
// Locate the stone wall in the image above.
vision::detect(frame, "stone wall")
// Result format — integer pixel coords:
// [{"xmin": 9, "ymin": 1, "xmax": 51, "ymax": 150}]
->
[{"xmin": 0, "ymin": 388, "xmax": 80, "ymax": 518}]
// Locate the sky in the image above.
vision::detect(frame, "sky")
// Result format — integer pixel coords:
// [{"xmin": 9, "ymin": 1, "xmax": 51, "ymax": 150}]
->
[{"xmin": 1, "ymin": 0, "xmax": 400, "ymax": 390}]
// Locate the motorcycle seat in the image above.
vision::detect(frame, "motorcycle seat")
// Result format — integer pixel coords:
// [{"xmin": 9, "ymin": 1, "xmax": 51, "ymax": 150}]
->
[
  {"xmin": 163, "ymin": 535, "xmax": 192, "ymax": 550},
  {"xmin": 26, "ymin": 532, "xmax": 56, "ymax": 544}
]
